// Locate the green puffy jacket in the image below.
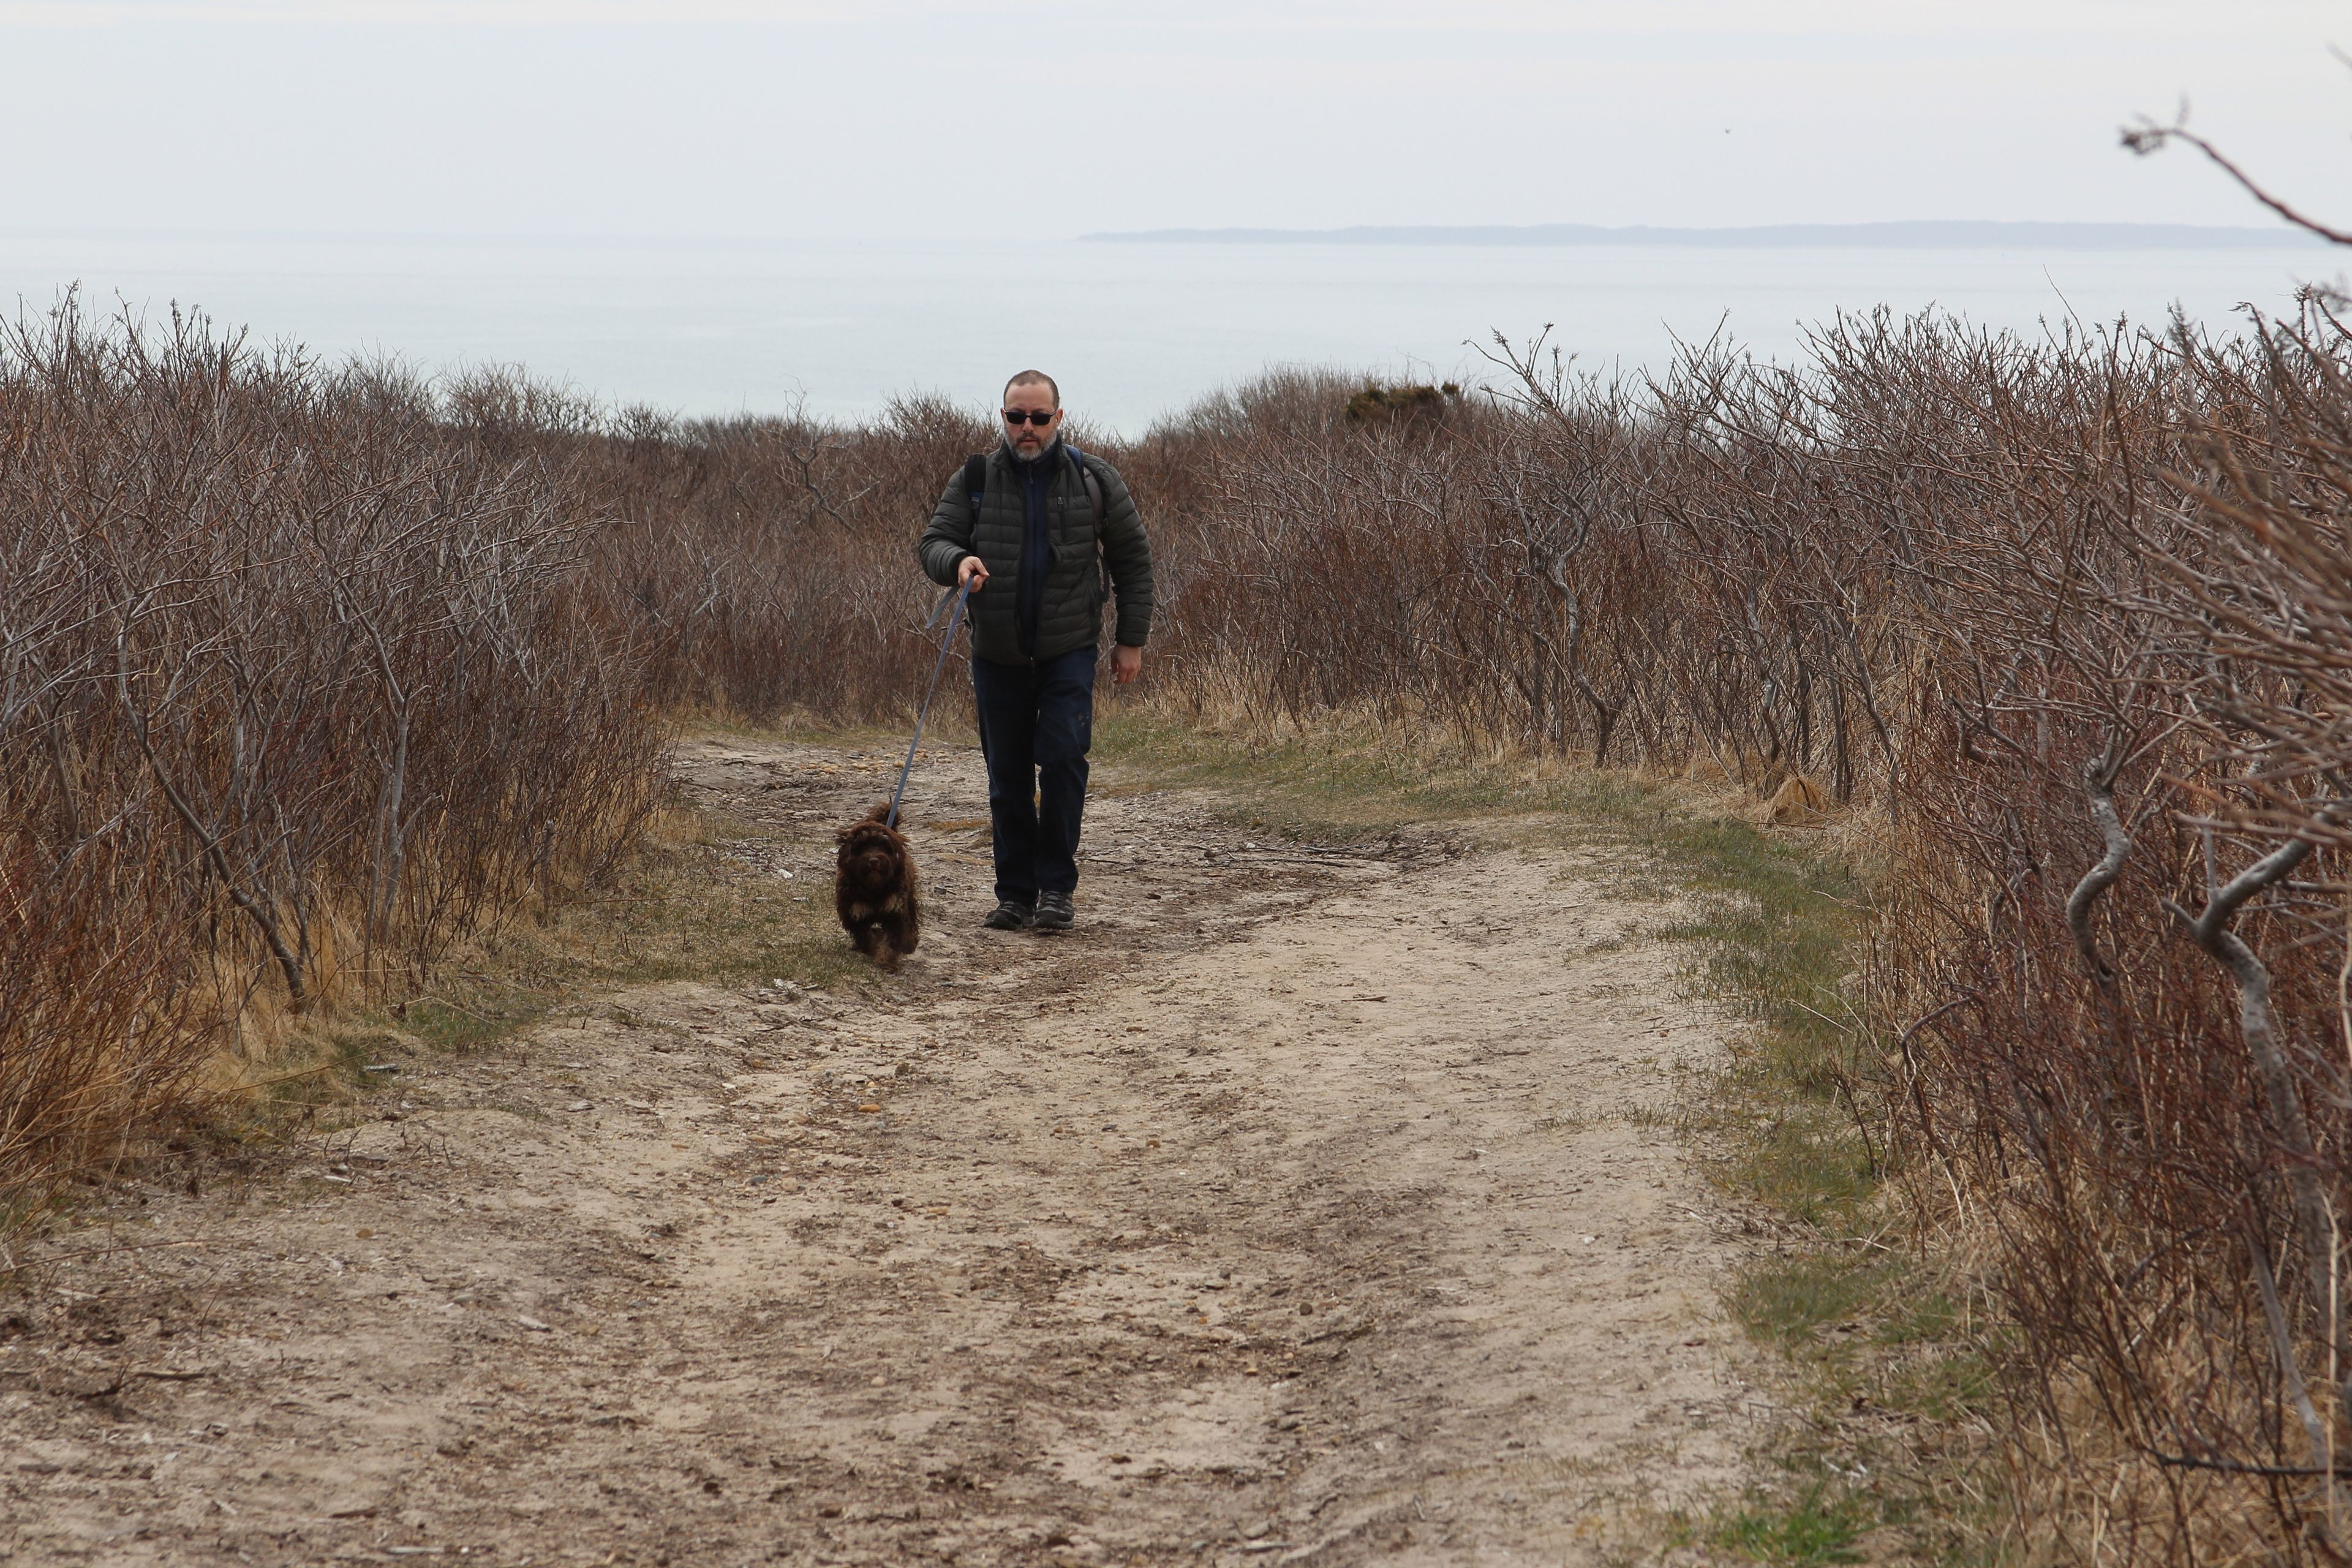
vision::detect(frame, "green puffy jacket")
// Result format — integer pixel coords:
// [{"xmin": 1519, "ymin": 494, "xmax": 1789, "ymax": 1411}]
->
[{"xmin": 917, "ymin": 441, "xmax": 1155, "ymax": 666}]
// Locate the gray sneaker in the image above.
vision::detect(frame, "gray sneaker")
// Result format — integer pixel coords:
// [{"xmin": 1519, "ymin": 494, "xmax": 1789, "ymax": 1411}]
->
[
  {"xmin": 1032, "ymin": 891, "xmax": 1074, "ymax": 932},
  {"xmin": 982, "ymin": 898, "xmax": 1033, "ymax": 930}
]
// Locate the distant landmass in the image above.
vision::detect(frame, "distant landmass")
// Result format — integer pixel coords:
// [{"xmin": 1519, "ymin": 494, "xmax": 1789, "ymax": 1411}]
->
[{"xmin": 1079, "ymin": 221, "xmax": 2327, "ymax": 251}]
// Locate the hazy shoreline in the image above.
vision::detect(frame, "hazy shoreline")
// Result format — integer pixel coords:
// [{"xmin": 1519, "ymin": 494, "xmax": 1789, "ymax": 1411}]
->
[{"xmin": 1082, "ymin": 219, "xmax": 2328, "ymax": 251}]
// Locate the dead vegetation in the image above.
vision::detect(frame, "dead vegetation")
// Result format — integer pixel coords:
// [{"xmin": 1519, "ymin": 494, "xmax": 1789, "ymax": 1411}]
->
[
  {"xmin": 13, "ymin": 257, "xmax": 2352, "ymax": 1555},
  {"xmin": 0, "ymin": 300, "xmax": 663, "ymax": 1212}
]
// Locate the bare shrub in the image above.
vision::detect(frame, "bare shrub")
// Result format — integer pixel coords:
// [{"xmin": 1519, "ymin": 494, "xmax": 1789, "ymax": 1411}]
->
[{"xmin": 0, "ymin": 301, "xmax": 660, "ymax": 1207}]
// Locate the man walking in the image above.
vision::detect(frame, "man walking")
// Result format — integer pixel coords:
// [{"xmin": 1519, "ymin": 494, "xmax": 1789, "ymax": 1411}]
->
[{"xmin": 918, "ymin": 371, "xmax": 1155, "ymax": 932}]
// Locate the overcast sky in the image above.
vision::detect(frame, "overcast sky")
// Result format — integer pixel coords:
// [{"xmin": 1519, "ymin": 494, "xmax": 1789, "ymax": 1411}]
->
[{"xmin": 1, "ymin": 1, "xmax": 2345, "ymax": 240}]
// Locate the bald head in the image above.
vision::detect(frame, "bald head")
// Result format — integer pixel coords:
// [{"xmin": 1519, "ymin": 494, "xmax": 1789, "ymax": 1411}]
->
[{"xmin": 1003, "ymin": 369, "xmax": 1060, "ymax": 409}]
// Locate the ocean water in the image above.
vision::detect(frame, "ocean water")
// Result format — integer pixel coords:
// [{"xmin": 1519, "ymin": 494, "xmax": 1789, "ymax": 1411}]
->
[{"xmin": 0, "ymin": 230, "xmax": 2335, "ymax": 434}]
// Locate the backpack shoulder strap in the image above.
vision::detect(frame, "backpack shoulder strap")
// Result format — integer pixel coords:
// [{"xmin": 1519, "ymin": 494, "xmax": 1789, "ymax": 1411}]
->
[
  {"xmin": 1066, "ymin": 443, "xmax": 1106, "ymax": 527},
  {"xmin": 1066, "ymin": 444, "xmax": 1113, "ymax": 611},
  {"xmin": 962, "ymin": 452, "xmax": 988, "ymax": 516}
]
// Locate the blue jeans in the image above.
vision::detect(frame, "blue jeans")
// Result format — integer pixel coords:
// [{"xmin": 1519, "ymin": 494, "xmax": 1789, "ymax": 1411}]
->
[{"xmin": 971, "ymin": 646, "xmax": 1096, "ymax": 904}]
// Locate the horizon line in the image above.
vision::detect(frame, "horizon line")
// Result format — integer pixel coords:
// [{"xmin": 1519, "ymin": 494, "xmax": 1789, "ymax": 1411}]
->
[
  {"xmin": 0, "ymin": 218, "xmax": 2332, "ymax": 252},
  {"xmin": 1080, "ymin": 219, "xmax": 2332, "ymax": 252}
]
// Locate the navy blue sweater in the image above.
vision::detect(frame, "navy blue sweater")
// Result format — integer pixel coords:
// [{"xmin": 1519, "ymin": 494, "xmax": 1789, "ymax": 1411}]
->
[{"xmin": 1011, "ymin": 440, "xmax": 1057, "ymax": 656}]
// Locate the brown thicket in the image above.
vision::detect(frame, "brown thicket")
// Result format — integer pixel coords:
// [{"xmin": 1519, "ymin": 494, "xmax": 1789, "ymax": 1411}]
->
[
  {"xmin": 16, "ymin": 277, "xmax": 2352, "ymax": 1555},
  {"xmin": 0, "ymin": 301, "xmax": 662, "ymax": 1208}
]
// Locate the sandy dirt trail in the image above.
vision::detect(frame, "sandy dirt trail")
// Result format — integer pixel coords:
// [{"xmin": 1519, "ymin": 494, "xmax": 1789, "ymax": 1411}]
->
[{"xmin": 1, "ymin": 737, "xmax": 1773, "ymax": 1566}]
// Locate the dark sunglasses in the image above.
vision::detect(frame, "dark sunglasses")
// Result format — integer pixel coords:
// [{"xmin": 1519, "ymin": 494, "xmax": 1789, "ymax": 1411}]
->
[{"xmin": 1002, "ymin": 409, "xmax": 1058, "ymax": 426}]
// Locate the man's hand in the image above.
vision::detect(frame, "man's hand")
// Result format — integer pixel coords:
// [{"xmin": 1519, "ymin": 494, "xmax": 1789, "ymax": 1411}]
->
[
  {"xmin": 1111, "ymin": 644, "xmax": 1142, "ymax": 685},
  {"xmin": 957, "ymin": 555, "xmax": 989, "ymax": 592}
]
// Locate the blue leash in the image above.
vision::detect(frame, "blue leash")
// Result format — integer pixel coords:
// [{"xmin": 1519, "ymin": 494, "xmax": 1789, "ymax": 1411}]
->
[{"xmin": 886, "ymin": 578, "xmax": 973, "ymax": 831}]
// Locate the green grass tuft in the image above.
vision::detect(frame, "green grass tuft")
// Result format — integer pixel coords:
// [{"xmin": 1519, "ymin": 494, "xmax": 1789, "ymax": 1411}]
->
[
  {"xmin": 1714, "ymin": 1480, "xmax": 1872, "ymax": 1566},
  {"xmin": 1735, "ymin": 1253, "xmax": 1910, "ymax": 1348}
]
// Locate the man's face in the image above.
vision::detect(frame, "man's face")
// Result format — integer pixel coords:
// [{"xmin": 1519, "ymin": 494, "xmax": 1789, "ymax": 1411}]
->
[{"xmin": 1003, "ymin": 382, "xmax": 1062, "ymax": 458}]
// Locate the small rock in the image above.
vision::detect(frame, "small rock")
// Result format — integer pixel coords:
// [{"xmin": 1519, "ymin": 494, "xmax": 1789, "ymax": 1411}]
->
[
  {"xmin": 516, "ymin": 1315, "xmax": 553, "ymax": 1332},
  {"xmin": 566, "ymin": 1100, "xmax": 592, "ymax": 1113}
]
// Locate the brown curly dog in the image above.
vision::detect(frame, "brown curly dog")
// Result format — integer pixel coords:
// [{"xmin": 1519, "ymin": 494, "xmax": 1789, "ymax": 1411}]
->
[{"xmin": 835, "ymin": 804, "xmax": 921, "ymax": 970}]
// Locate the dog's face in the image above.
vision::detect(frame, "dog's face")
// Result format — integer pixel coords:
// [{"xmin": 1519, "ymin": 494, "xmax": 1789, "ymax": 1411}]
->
[{"xmin": 837, "ymin": 820, "xmax": 910, "ymax": 895}]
